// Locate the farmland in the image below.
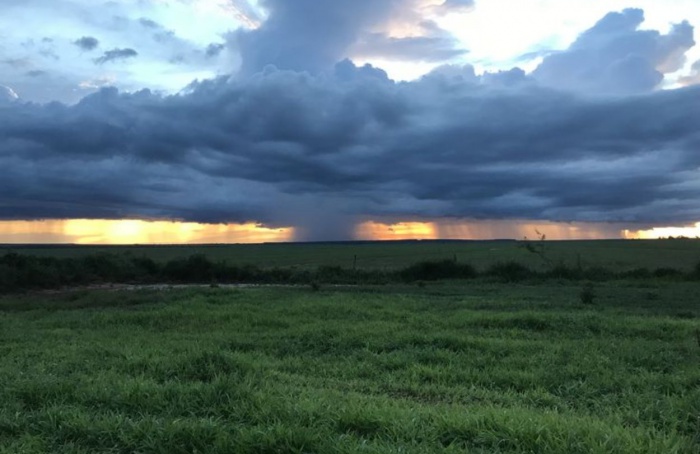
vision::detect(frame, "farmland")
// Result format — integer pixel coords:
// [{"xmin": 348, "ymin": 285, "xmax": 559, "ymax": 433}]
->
[{"xmin": 0, "ymin": 240, "xmax": 699, "ymax": 453}]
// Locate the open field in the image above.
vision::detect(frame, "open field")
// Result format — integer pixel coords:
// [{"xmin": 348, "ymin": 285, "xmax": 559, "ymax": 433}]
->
[
  {"xmin": 1, "ymin": 240, "xmax": 699, "ymax": 452},
  {"xmin": 1, "ymin": 282, "xmax": 699, "ymax": 453},
  {"xmin": 5, "ymin": 238, "xmax": 700, "ymax": 271}
]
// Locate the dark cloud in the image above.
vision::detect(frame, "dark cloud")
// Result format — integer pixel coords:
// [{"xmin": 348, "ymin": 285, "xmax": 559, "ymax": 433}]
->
[
  {"xmin": 533, "ymin": 8, "xmax": 695, "ymax": 95},
  {"xmin": 1, "ymin": 59, "xmax": 699, "ymax": 239},
  {"xmin": 74, "ymin": 36, "xmax": 100, "ymax": 51},
  {"xmin": 94, "ymin": 48, "xmax": 138, "ymax": 65}
]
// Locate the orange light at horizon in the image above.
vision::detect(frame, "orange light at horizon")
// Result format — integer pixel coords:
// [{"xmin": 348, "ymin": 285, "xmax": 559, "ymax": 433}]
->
[
  {"xmin": 356, "ymin": 221, "xmax": 438, "ymax": 241},
  {"xmin": 624, "ymin": 222, "xmax": 700, "ymax": 239},
  {"xmin": 0, "ymin": 219, "xmax": 294, "ymax": 244},
  {"xmin": 357, "ymin": 219, "xmax": 628, "ymax": 241}
]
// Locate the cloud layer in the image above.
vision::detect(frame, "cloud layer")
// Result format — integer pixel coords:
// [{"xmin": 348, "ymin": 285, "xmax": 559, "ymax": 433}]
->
[
  {"xmin": 2, "ymin": 58, "xmax": 699, "ymax": 238},
  {"xmin": 1, "ymin": 6, "xmax": 699, "ymax": 240}
]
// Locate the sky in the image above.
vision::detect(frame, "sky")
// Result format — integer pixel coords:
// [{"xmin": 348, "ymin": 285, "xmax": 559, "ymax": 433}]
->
[{"xmin": 1, "ymin": 0, "xmax": 700, "ymax": 243}]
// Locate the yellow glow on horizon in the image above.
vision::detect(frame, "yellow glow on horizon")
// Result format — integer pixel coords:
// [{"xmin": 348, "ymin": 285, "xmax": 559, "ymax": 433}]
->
[
  {"xmin": 356, "ymin": 221, "xmax": 438, "ymax": 240},
  {"xmin": 624, "ymin": 222, "xmax": 700, "ymax": 239},
  {"xmin": 436, "ymin": 220, "xmax": 621, "ymax": 240},
  {"xmin": 0, "ymin": 220, "xmax": 294, "ymax": 244},
  {"xmin": 4, "ymin": 219, "xmax": 698, "ymax": 243},
  {"xmin": 358, "ymin": 219, "xmax": 627, "ymax": 241}
]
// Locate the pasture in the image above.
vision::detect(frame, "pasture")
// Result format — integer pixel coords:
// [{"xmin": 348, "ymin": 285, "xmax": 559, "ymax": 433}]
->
[{"xmin": 0, "ymin": 240, "xmax": 699, "ymax": 453}]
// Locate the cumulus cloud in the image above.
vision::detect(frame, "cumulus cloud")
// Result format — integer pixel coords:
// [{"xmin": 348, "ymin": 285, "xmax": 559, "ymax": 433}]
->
[
  {"xmin": 94, "ymin": 48, "xmax": 138, "ymax": 65},
  {"xmin": 533, "ymin": 8, "xmax": 695, "ymax": 95},
  {"xmin": 74, "ymin": 36, "xmax": 100, "ymax": 51},
  {"xmin": 234, "ymin": 0, "xmax": 468, "ymax": 75}
]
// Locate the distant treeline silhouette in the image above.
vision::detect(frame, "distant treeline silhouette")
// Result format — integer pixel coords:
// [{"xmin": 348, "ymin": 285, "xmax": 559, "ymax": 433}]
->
[{"xmin": 1, "ymin": 252, "xmax": 699, "ymax": 293}]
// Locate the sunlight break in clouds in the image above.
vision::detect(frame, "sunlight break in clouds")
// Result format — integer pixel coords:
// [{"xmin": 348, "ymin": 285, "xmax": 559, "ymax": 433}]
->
[
  {"xmin": 625, "ymin": 222, "xmax": 700, "ymax": 239},
  {"xmin": 357, "ymin": 220, "xmax": 628, "ymax": 241},
  {"xmin": 0, "ymin": 220, "xmax": 293, "ymax": 245},
  {"xmin": 356, "ymin": 222, "xmax": 439, "ymax": 241}
]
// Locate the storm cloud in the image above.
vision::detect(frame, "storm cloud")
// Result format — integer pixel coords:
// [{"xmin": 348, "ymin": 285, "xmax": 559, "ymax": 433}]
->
[
  {"xmin": 1, "ymin": 7, "xmax": 699, "ymax": 240},
  {"xmin": 1, "ymin": 59, "xmax": 699, "ymax": 235}
]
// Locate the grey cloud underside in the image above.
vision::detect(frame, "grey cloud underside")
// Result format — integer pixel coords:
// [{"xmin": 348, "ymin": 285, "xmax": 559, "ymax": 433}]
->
[{"xmin": 1, "ymin": 62, "xmax": 699, "ymax": 232}]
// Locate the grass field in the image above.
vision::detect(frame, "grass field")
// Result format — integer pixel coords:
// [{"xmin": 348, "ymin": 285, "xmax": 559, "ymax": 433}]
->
[
  {"xmin": 1, "ymin": 281, "xmax": 699, "ymax": 453},
  {"xmin": 5, "ymin": 238, "xmax": 700, "ymax": 271}
]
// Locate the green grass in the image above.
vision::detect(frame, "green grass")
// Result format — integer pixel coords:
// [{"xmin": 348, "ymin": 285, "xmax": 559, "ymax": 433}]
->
[
  {"xmin": 5, "ymin": 238, "xmax": 700, "ymax": 271},
  {"xmin": 1, "ymin": 282, "xmax": 698, "ymax": 453}
]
